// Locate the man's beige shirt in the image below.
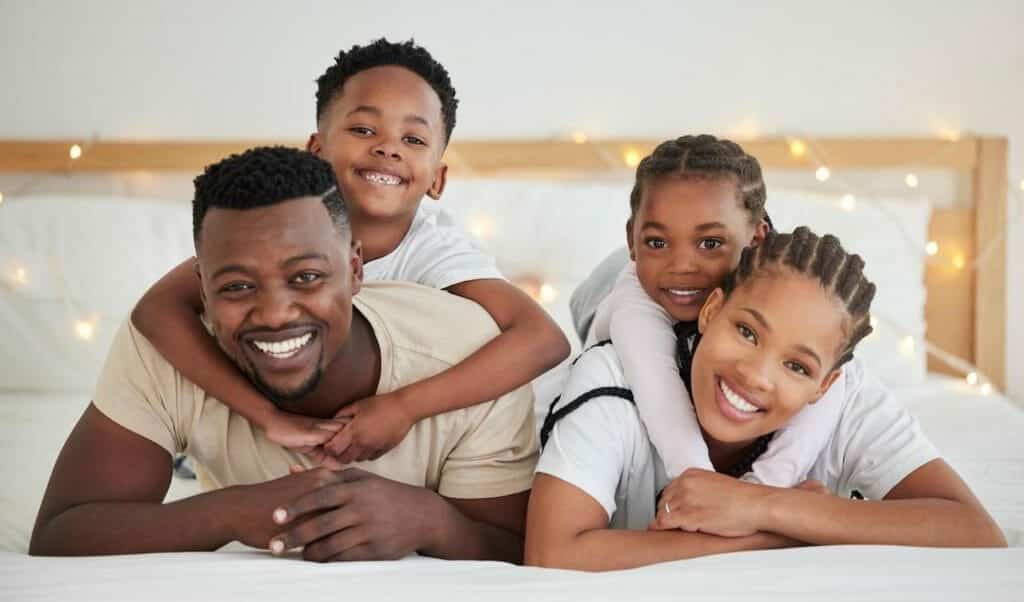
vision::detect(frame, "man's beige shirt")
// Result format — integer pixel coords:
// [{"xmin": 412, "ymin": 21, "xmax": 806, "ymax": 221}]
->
[{"xmin": 93, "ymin": 281, "xmax": 538, "ymax": 499}]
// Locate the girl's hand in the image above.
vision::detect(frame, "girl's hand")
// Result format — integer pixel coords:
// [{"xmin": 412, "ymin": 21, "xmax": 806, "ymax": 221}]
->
[
  {"xmin": 321, "ymin": 393, "xmax": 416, "ymax": 464},
  {"xmin": 649, "ymin": 469, "xmax": 770, "ymax": 537},
  {"xmin": 260, "ymin": 410, "xmax": 345, "ymax": 450}
]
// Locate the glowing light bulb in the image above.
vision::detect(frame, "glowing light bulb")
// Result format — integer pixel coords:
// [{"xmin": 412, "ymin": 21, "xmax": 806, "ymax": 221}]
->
[
  {"xmin": 539, "ymin": 283, "xmax": 558, "ymax": 303},
  {"xmin": 980, "ymin": 383, "xmax": 993, "ymax": 396},
  {"xmin": 952, "ymin": 254, "xmax": 966, "ymax": 270},
  {"xmin": 839, "ymin": 194, "xmax": 856, "ymax": 211},
  {"xmin": 0, "ymin": 192, "xmax": 4, "ymax": 205},
  {"xmin": 815, "ymin": 166, "xmax": 831, "ymax": 182},
  {"xmin": 1019, "ymin": 178, "xmax": 1024, "ymax": 192},
  {"xmin": 925, "ymin": 241, "xmax": 939, "ymax": 256},
  {"xmin": 966, "ymin": 372, "xmax": 978, "ymax": 386},
  {"xmin": 623, "ymin": 148, "xmax": 642, "ymax": 168},
  {"xmin": 905, "ymin": 173, "xmax": 919, "ymax": 188},
  {"xmin": 74, "ymin": 320, "xmax": 95, "ymax": 341},
  {"xmin": 899, "ymin": 336, "xmax": 915, "ymax": 356},
  {"xmin": 467, "ymin": 216, "xmax": 495, "ymax": 240},
  {"xmin": 571, "ymin": 131, "xmax": 588, "ymax": 144},
  {"xmin": 788, "ymin": 139, "xmax": 807, "ymax": 158},
  {"xmin": 69, "ymin": 144, "xmax": 83, "ymax": 160},
  {"xmin": 869, "ymin": 315, "xmax": 878, "ymax": 329},
  {"xmin": 13, "ymin": 267, "xmax": 27, "ymax": 285}
]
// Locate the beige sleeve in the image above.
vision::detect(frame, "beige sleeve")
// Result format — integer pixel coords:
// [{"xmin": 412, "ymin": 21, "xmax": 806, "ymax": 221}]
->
[
  {"xmin": 91, "ymin": 319, "xmax": 195, "ymax": 456},
  {"xmin": 438, "ymin": 385, "xmax": 539, "ymax": 499}
]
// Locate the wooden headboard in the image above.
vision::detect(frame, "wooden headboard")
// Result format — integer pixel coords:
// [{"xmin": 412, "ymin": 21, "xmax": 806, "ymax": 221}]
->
[{"xmin": 0, "ymin": 136, "xmax": 1008, "ymax": 388}]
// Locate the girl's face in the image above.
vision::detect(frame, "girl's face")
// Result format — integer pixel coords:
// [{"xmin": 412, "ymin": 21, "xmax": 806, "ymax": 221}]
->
[
  {"xmin": 691, "ymin": 269, "xmax": 846, "ymax": 447},
  {"xmin": 627, "ymin": 176, "xmax": 766, "ymax": 323}
]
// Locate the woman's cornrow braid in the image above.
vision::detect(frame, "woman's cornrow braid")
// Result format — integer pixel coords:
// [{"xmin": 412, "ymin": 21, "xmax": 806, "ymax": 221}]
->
[{"xmin": 721, "ymin": 226, "xmax": 876, "ymax": 369}]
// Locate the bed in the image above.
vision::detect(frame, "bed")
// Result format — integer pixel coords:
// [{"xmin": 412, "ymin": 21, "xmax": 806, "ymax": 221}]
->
[{"xmin": 0, "ymin": 136, "xmax": 1021, "ymax": 600}]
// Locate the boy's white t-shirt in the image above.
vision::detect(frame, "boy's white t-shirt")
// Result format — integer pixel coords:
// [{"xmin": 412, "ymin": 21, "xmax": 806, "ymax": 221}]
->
[
  {"xmin": 536, "ymin": 344, "xmax": 940, "ymax": 530},
  {"xmin": 362, "ymin": 202, "xmax": 504, "ymax": 288}
]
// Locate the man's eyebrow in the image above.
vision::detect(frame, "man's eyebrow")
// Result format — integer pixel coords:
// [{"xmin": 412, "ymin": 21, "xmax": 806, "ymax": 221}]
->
[
  {"xmin": 740, "ymin": 307, "xmax": 772, "ymax": 333},
  {"xmin": 211, "ymin": 264, "xmax": 251, "ymax": 280},
  {"xmin": 282, "ymin": 253, "xmax": 329, "ymax": 266}
]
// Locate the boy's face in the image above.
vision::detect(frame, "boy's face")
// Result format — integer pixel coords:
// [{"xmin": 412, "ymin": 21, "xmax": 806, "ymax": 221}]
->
[
  {"xmin": 308, "ymin": 66, "xmax": 448, "ymax": 223},
  {"xmin": 195, "ymin": 197, "xmax": 363, "ymax": 408},
  {"xmin": 692, "ymin": 271, "xmax": 844, "ymax": 447},
  {"xmin": 627, "ymin": 176, "xmax": 765, "ymax": 323}
]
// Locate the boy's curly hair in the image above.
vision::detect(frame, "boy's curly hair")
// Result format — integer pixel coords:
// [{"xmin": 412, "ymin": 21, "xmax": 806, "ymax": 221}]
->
[{"xmin": 315, "ymin": 38, "xmax": 458, "ymax": 144}]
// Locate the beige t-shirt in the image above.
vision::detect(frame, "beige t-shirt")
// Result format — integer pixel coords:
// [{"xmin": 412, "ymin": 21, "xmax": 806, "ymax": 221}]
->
[{"xmin": 93, "ymin": 281, "xmax": 538, "ymax": 500}]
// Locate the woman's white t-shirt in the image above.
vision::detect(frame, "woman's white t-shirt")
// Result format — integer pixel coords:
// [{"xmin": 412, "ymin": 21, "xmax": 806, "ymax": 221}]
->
[{"xmin": 536, "ymin": 344, "xmax": 940, "ymax": 530}]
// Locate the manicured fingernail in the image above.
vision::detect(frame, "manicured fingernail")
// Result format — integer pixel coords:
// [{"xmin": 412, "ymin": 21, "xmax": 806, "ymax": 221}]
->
[
  {"xmin": 273, "ymin": 508, "xmax": 288, "ymax": 523},
  {"xmin": 270, "ymin": 540, "xmax": 284, "ymax": 554}
]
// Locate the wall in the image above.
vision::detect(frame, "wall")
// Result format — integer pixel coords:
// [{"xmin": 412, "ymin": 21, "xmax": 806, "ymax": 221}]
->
[{"xmin": 1, "ymin": 0, "xmax": 1021, "ymax": 399}]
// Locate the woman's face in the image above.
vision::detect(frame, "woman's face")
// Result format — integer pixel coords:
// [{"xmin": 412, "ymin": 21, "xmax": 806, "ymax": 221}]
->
[{"xmin": 691, "ymin": 268, "xmax": 847, "ymax": 448}]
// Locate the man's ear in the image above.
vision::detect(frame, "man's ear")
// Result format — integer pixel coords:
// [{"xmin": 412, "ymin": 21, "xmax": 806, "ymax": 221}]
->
[
  {"xmin": 426, "ymin": 162, "xmax": 448, "ymax": 200},
  {"xmin": 749, "ymin": 219, "xmax": 769, "ymax": 248},
  {"xmin": 697, "ymin": 288, "xmax": 726, "ymax": 334},
  {"xmin": 306, "ymin": 132, "xmax": 321, "ymax": 155},
  {"xmin": 809, "ymin": 368, "xmax": 842, "ymax": 405},
  {"xmin": 193, "ymin": 258, "xmax": 208, "ymax": 308},
  {"xmin": 625, "ymin": 218, "xmax": 636, "ymax": 260},
  {"xmin": 349, "ymin": 238, "xmax": 364, "ymax": 295}
]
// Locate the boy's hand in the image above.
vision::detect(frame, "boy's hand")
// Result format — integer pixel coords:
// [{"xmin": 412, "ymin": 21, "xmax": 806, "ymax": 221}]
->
[
  {"xmin": 260, "ymin": 410, "xmax": 345, "ymax": 450},
  {"xmin": 322, "ymin": 393, "xmax": 416, "ymax": 464}
]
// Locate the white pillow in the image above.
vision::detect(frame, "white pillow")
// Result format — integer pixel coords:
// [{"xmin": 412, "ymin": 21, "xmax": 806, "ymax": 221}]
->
[{"xmin": 0, "ymin": 195, "xmax": 194, "ymax": 392}]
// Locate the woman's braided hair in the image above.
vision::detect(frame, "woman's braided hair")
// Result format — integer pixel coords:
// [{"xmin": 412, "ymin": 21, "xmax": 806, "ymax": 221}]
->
[
  {"xmin": 629, "ymin": 134, "xmax": 766, "ymax": 225},
  {"xmin": 721, "ymin": 226, "xmax": 877, "ymax": 369}
]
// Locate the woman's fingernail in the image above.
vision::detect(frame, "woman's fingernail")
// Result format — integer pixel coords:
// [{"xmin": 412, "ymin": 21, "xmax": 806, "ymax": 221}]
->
[
  {"xmin": 273, "ymin": 508, "xmax": 288, "ymax": 523},
  {"xmin": 270, "ymin": 540, "xmax": 284, "ymax": 554}
]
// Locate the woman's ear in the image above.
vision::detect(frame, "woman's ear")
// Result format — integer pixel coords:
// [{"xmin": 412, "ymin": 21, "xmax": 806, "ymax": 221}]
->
[
  {"xmin": 808, "ymin": 368, "xmax": 842, "ymax": 405},
  {"xmin": 698, "ymin": 288, "xmax": 726, "ymax": 334},
  {"xmin": 749, "ymin": 219, "xmax": 769, "ymax": 248}
]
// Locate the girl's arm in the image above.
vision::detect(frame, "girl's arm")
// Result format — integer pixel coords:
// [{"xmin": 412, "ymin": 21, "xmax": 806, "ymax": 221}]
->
[
  {"xmin": 328, "ymin": 278, "xmax": 570, "ymax": 462},
  {"xmin": 654, "ymin": 462, "xmax": 1007, "ymax": 548},
  {"xmin": 524, "ymin": 473, "xmax": 798, "ymax": 571},
  {"xmin": 131, "ymin": 259, "xmax": 342, "ymax": 448},
  {"xmin": 597, "ymin": 264, "xmax": 713, "ymax": 477}
]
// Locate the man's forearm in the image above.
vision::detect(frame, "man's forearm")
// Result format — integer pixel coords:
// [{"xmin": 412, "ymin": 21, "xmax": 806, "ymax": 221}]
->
[
  {"xmin": 419, "ymin": 492, "xmax": 524, "ymax": 563},
  {"xmin": 30, "ymin": 486, "xmax": 243, "ymax": 556},
  {"xmin": 528, "ymin": 528, "xmax": 797, "ymax": 572}
]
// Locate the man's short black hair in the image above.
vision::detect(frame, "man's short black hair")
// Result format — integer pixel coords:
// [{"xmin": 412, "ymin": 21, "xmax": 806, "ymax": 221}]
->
[
  {"xmin": 315, "ymin": 38, "xmax": 458, "ymax": 144},
  {"xmin": 192, "ymin": 146, "xmax": 348, "ymax": 248}
]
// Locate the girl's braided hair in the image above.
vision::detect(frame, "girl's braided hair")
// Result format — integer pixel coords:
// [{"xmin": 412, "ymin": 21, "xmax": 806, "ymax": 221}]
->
[
  {"xmin": 721, "ymin": 226, "xmax": 876, "ymax": 369},
  {"xmin": 629, "ymin": 134, "xmax": 766, "ymax": 225}
]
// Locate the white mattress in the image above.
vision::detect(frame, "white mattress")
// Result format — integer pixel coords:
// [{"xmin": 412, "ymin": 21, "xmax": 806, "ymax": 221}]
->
[{"xmin": 2, "ymin": 379, "xmax": 1023, "ymax": 601}]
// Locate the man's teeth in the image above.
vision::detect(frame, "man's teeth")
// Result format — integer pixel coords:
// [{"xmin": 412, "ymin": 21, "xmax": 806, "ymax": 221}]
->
[
  {"xmin": 253, "ymin": 333, "xmax": 313, "ymax": 359},
  {"xmin": 668, "ymin": 288, "xmax": 702, "ymax": 297},
  {"xmin": 720, "ymin": 380, "xmax": 760, "ymax": 413},
  {"xmin": 361, "ymin": 171, "xmax": 402, "ymax": 185}
]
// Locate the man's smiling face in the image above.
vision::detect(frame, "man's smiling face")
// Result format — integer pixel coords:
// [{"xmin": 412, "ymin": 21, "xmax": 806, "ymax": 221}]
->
[{"xmin": 195, "ymin": 196, "xmax": 362, "ymax": 407}]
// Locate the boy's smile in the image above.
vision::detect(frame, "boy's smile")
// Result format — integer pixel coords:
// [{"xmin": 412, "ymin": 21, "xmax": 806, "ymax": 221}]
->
[{"xmin": 309, "ymin": 65, "xmax": 448, "ymax": 227}]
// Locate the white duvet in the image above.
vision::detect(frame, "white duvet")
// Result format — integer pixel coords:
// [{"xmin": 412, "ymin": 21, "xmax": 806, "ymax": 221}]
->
[{"xmin": 2, "ymin": 378, "xmax": 1023, "ymax": 601}]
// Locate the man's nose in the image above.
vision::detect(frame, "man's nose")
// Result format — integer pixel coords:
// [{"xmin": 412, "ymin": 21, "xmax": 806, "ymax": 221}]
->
[{"xmin": 252, "ymin": 286, "xmax": 300, "ymax": 329}]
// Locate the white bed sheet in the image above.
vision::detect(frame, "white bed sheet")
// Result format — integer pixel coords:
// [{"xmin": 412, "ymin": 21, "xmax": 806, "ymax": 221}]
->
[{"xmin": 2, "ymin": 378, "xmax": 1022, "ymax": 601}]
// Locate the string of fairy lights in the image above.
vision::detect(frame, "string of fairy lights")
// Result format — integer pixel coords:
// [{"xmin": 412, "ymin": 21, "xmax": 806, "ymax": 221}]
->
[{"xmin": 1, "ymin": 136, "xmax": 1023, "ymax": 395}]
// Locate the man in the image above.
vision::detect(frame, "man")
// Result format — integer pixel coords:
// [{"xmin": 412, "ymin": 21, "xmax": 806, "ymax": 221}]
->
[{"xmin": 30, "ymin": 146, "xmax": 537, "ymax": 563}]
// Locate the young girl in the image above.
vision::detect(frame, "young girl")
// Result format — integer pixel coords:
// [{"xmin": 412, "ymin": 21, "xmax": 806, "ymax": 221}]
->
[
  {"xmin": 586, "ymin": 135, "xmax": 843, "ymax": 486},
  {"xmin": 133, "ymin": 40, "xmax": 569, "ymax": 467},
  {"xmin": 526, "ymin": 227, "xmax": 1005, "ymax": 571}
]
